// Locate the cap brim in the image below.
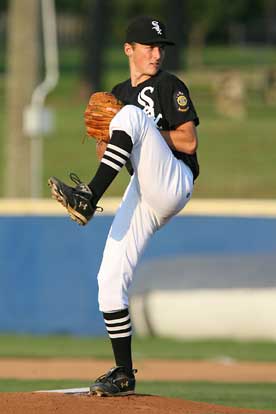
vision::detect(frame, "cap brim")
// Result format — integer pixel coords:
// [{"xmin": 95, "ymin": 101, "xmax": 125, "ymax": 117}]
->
[
  {"xmin": 126, "ymin": 38, "xmax": 175, "ymax": 46},
  {"xmin": 141, "ymin": 39, "xmax": 175, "ymax": 46}
]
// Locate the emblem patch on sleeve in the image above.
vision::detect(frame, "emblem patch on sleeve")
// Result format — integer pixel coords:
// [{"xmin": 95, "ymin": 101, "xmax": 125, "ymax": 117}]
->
[{"xmin": 175, "ymin": 91, "xmax": 189, "ymax": 112}]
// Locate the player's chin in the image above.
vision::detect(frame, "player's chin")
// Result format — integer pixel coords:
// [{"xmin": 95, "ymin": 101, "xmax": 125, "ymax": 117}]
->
[{"xmin": 148, "ymin": 65, "xmax": 160, "ymax": 75}]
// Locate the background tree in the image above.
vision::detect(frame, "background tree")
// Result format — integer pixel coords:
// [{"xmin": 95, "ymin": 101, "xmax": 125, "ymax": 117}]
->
[
  {"xmin": 185, "ymin": 0, "xmax": 249, "ymax": 67},
  {"xmin": 162, "ymin": 0, "xmax": 186, "ymax": 72},
  {"xmin": 82, "ymin": 0, "xmax": 110, "ymax": 93},
  {"xmin": 4, "ymin": 0, "xmax": 39, "ymax": 197},
  {"xmin": 263, "ymin": 0, "xmax": 276, "ymax": 44},
  {"xmin": 110, "ymin": 0, "xmax": 167, "ymax": 44}
]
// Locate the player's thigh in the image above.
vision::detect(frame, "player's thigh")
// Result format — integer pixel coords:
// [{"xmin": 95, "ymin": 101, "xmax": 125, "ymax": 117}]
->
[
  {"xmin": 141, "ymin": 160, "xmax": 194, "ymax": 223},
  {"xmin": 131, "ymin": 123, "xmax": 194, "ymax": 219}
]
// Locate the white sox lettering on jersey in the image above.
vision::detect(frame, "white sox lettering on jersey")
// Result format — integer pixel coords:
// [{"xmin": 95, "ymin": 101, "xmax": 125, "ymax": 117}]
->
[{"xmin": 137, "ymin": 87, "xmax": 163, "ymax": 128}]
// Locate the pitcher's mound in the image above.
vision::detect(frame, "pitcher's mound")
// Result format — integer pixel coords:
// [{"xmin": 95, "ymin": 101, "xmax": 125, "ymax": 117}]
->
[{"xmin": 0, "ymin": 393, "xmax": 275, "ymax": 414}]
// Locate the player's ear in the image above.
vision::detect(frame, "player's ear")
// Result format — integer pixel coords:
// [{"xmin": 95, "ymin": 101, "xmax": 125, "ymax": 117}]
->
[{"xmin": 124, "ymin": 42, "xmax": 134, "ymax": 57}]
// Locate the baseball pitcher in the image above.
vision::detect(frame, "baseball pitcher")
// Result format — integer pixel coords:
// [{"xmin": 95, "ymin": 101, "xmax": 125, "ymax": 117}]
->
[{"xmin": 48, "ymin": 16, "xmax": 199, "ymax": 396}]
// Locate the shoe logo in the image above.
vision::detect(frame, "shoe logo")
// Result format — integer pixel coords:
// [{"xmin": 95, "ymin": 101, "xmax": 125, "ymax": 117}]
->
[
  {"xmin": 79, "ymin": 201, "xmax": 88, "ymax": 210},
  {"xmin": 120, "ymin": 380, "xmax": 129, "ymax": 389}
]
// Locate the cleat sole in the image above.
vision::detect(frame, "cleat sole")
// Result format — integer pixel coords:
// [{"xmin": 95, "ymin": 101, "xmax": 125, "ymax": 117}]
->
[
  {"xmin": 48, "ymin": 177, "xmax": 87, "ymax": 226},
  {"xmin": 48, "ymin": 178, "xmax": 67, "ymax": 208},
  {"xmin": 90, "ymin": 387, "xmax": 135, "ymax": 397}
]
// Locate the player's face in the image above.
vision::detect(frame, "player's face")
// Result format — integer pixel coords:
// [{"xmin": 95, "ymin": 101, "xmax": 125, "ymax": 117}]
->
[{"xmin": 125, "ymin": 42, "xmax": 165, "ymax": 83}]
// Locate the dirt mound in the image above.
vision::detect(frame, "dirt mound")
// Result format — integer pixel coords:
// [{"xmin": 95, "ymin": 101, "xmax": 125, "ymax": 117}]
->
[{"xmin": 0, "ymin": 393, "xmax": 275, "ymax": 414}]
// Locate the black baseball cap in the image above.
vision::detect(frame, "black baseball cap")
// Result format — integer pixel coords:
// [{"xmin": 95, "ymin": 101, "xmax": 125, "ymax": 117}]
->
[{"xmin": 125, "ymin": 16, "xmax": 175, "ymax": 46}]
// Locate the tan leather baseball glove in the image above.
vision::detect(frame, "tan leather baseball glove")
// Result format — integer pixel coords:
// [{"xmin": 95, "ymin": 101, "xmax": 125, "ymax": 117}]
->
[{"xmin": 84, "ymin": 92, "xmax": 124, "ymax": 142}]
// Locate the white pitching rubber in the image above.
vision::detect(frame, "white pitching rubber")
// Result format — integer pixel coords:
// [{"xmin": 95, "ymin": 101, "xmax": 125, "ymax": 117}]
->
[{"xmin": 36, "ymin": 387, "xmax": 90, "ymax": 394}]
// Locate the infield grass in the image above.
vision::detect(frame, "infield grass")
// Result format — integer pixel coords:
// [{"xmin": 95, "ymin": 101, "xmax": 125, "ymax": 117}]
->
[
  {"xmin": 0, "ymin": 335, "xmax": 276, "ymax": 361},
  {"xmin": 0, "ymin": 379, "xmax": 275, "ymax": 410}
]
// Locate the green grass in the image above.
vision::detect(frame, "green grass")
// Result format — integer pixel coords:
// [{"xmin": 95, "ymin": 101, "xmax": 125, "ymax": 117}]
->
[
  {"xmin": 0, "ymin": 335, "xmax": 276, "ymax": 361},
  {"xmin": 42, "ymin": 77, "xmax": 276, "ymax": 199},
  {"xmin": 201, "ymin": 45, "xmax": 276, "ymax": 69},
  {"xmin": 0, "ymin": 335, "xmax": 276, "ymax": 410},
  {"xmin": 104, "ymin": 44, "xmax": 276, "ymax": 85},
  {"xmin": 196, "ymin": 115, "xmax": 276, "ymax": 198},
  {"xmin": 0, "ymin": 379, "xmax": 275, "ymax": 410},
  {"xmin": 142, "ymin": 381, "xmax": 276, "ymax": 410},
  {"xmin": 1, "ymin": 45, "xmax": 276, "ymax": 198},
  {"xmin": 2, "ymin": 45, "xmax": 276, "ymax": 74}
]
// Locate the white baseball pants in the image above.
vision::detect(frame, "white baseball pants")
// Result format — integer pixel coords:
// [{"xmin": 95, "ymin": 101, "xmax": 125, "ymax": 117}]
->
[{"xmin": 97, "ymin": 105, "xmax": 194, "ymax": 312}]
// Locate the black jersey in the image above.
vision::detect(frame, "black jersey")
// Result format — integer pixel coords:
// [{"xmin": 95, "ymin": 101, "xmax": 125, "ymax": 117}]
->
[{"xmin": 111, "ymin": 70, "xmax": 200, "ymax": 180}]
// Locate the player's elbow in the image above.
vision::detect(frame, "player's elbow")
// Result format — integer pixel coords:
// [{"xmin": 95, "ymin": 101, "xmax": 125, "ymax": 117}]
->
[
  {"xmin": 185, "ymin": 136, "xmax": 198, "ymax": 154},
  {"xmin": 176, "ymin": 122, "xmax": 198, "ymax": 154}
]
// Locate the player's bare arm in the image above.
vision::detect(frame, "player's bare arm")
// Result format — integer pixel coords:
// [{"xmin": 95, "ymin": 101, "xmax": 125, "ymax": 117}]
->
[
  {"xmin": 161, "ymin": 121, "xmax": 198, "ymax": 155},
  {"xmin": 96, "ymin": 141, "xmax": 107, "ymax": 161}
]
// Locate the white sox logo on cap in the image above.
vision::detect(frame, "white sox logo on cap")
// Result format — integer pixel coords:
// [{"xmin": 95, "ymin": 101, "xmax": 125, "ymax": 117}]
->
[
  {"xmin": 125, "ymin": 16, "xmax": 175, "ymax": 45},
  {"xmin": 152, "ymin": 20, "xmax": 162, "ymax": 35}
]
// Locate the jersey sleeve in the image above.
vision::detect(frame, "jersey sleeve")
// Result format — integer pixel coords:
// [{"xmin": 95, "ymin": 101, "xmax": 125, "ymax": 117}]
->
[
  {"xmin": 111, "ymin": 80, "xmax": 130, "ymax": 104},
  {"xmin": 111, "ymin": 84, "xmax": 119, "ymax": 96},
  {"xmin": 157, "ymin": 74, "xmax": 199, "ymax": 129}
]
